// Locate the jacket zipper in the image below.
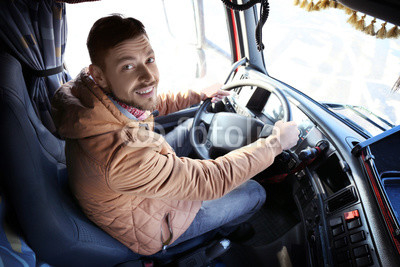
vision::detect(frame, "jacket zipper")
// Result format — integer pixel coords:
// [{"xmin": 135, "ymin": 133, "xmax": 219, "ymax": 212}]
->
[{"xmin": 161, "ymin": 212, "xmax": 173, "ymax": 252}]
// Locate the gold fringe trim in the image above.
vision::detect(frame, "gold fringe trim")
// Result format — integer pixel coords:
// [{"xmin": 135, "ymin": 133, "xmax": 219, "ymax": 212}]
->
[
  {"xmin": 364, "ymin": 18, "xmax": 376, "ymax": 36},
  {"xmin": 355, "ymin": 14, "xmax": 366, "ymax": 31},
  {"xmin": 344, "ymin": 7, "xmax": 353, "ymax": 15},
  {"xmin": 306, "ymin": 1, "xmax": 314, "ymax": 12},
  {"xmin": 376, "ymin": 22, "xmax": 387, "ymax": 39},
  {"xmin": 319, "ymin": 0, "xmax": 330, "ymax": 9},
  {"xmin": 347, "ymin": 11, "xmax": 358, "ymax": 26},
  {"xmin": 312, "ymin": 1, "xmax": 320, "ymax": 11},
  {"xmin": 387, "ymin": 26, "xmax": 399, "ymax": 38},
  {"xmin": 300, "ymin": 0, "xmax": 308, "ymax": 9},
  {"xmin": 292, "ymin": 0, "xmax": 400, "ymax": 39}
]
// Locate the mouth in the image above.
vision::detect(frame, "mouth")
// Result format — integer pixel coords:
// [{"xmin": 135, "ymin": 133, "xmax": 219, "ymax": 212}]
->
[{"xmin": 135, "ymin": 86, "xmax": 155, "ymax": 98}]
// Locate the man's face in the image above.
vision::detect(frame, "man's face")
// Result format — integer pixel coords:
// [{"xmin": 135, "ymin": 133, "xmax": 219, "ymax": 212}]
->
[{"xmin": 101, "ymin": 34, "xmax": 159, "ymax": 110}]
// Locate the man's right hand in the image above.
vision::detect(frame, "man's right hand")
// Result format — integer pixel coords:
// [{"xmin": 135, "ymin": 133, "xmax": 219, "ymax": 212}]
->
[{"xmin": 273, "ymin": 120, "xmax": 300, "ymax": 150}]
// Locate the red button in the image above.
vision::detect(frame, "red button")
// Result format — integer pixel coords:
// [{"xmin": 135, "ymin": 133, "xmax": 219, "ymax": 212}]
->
[{"xmin": 344, "ymin": 210, "xmax": 359, "ymax": 221}]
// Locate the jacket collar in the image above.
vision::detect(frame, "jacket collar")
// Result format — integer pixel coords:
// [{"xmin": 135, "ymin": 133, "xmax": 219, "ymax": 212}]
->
[{"xmin": 52, "ymin": 68, "xmax": 155, "ymax": 139}]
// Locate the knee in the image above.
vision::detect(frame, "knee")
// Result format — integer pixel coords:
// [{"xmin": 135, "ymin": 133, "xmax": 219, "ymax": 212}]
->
[
  {"xmin": 242, "ymin": 180, "xmax": 266, "ymax": 211},
  {"xmin": 252, "ymin": 180, "xmax": 266, "ymax": 211}
]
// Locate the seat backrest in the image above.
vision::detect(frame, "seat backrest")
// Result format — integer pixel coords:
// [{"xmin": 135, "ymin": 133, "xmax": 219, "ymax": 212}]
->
[{"xmin": 0, "ymin": 52, "xmax": 139, "ymax": 266}]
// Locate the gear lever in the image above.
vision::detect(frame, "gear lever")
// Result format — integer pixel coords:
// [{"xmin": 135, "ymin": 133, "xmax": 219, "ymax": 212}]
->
[{"xmin": 298, "ymin": 140, "xmax": 329, "ymax": 161}]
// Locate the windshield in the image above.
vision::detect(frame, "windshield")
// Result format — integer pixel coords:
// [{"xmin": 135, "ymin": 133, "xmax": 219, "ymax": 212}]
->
[{"xmin": 262, "ymin": 0, "xmax": 400, "ymax": 132}]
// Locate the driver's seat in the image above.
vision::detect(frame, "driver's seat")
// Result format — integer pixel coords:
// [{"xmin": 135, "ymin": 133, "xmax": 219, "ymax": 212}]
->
[{"xmin": 0, "ymin": 52, "xmax": 219, "ymax": 267}]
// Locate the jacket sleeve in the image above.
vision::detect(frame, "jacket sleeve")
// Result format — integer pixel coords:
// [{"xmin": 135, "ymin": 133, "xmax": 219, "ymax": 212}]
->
[
  {"xmin": 106, "ymin": 135, "xmax": 283, "ymax": 201},
  {"xmin": 156, "ymin": 90, "xmax": 202, "ymax": 116}
]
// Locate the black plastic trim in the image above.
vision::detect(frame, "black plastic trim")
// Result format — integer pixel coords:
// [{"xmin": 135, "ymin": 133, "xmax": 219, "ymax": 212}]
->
[{"xmin": 339, "ymin": 0, "xmax": 400, "ymax": 26}]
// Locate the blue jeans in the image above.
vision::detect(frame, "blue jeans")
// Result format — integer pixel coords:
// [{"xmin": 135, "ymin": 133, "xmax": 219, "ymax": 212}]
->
[
  {"xmin": 171, "ymin": 180, "xmax": 266, "ymax": 246},
  {"xmin": 164, "ymin": 118, "xmax": 267, "ymax": 246},
  {"xmin": 164, "ymin": 118, "xmax": 194, "ymax": 157}
]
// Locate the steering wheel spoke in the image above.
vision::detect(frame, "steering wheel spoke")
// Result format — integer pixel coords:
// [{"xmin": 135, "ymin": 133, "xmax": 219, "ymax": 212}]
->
[
  {"xmin": 199, "ymin": 111, "xmax": 214, "ymax": 125},
  {"xmin": 194, "ymin": 141, "xmax": 212, "ymax": 159}
]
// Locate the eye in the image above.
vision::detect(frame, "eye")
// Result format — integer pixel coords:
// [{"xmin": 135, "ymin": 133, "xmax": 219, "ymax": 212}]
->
[
  {"xmin": 147, "ymin": 57, "xmax": 155, "ymax": 64},
  {"xmin": 123, "ymin": 64, "xmax": 134, "ymax": 71}
]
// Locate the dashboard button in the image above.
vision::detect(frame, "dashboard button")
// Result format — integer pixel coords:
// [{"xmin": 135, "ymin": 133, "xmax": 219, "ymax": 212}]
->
[
  {"xmin": 334, "ymin": 237, "xmax": 348, "ymax": 249},
  {"xmin": 330, "ymin": 217, "xmax": 343, "ymax": 227},
  {"xmin": 347, "ymin": 218, "xmax": 362, "ymax": 230},
  {"xmin": 350, "ymin": 231, "xmax": 366, "ymax": 243},
  {"xmin": 205, "ymin": 141, "xmax": 212, "ymax": 149},
  {"xmin": 355, "ymin": 255, "xmax": 373, "ymax": 267},
  {"xmin": 332, "ymin": 225, "xmax": 345, "ymax": 237},
  {"xmin": 344, "ymin": 210, "xmax": 360, "ymax": 221},
  {"xmin": 353, "ymin": 245, "xmax": 369, "ymax": 258}
]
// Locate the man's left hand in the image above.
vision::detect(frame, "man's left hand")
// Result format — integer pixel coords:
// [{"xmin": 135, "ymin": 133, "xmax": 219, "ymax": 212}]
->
[{"xmin": 200, "ymin": 83, "xmax": 230, "ymax": 103}]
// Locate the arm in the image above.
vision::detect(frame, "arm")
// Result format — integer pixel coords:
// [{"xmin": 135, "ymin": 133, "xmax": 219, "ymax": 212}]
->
[
  {"xmin": 156, "ymin": 90, "xmax": 202, "ymax": 116},
  {"xmin": 106, "ymin": 135, "xmax": 282, "ymax": 201}
]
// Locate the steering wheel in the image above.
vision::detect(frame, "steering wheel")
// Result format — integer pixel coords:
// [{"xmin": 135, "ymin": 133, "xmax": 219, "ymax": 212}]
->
[{"xmin": 190, "ymin": 79, "xmax": 292, "ymax": 159}]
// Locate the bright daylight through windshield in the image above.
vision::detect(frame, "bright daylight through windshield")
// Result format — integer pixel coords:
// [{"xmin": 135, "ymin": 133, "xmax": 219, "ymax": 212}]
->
[{"xmin": 65, "ymin": 0, "xmax": 400, "ymax": 127}]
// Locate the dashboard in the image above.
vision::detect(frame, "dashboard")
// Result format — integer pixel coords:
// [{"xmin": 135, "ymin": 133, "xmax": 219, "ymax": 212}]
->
[{"xmin": 222, "ymin": 73, "xmax": 392, "ymax": 266}]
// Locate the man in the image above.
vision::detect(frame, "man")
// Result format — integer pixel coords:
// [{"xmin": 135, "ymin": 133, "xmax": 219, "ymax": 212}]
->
[{"xmin": 51, "ymin": 14, "xmax": 299, "ymax": 256}]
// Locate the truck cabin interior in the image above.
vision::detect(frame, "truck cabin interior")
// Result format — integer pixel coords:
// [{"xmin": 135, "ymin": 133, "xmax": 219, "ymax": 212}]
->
[{"xmin": 0, "ymin": 0, "xmax": 399, "ymax": 266}]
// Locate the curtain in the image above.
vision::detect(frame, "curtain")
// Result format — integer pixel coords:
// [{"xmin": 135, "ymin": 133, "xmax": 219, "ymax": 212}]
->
[{"xmin": 0, "ymin": 0, "xmax": 71, "ymax": 133}]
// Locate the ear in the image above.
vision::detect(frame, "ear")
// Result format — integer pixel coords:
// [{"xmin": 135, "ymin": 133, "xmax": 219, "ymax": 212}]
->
[{"xmin": 89, "ymin": 64, "xmax": 109, "ymax": 90}]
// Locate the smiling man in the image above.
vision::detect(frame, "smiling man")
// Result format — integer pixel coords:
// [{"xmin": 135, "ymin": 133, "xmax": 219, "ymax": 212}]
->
[
  {"xmin": 89, "ymin": 33, "xmax": 159, "ymax": 111},
  {"xmin": 51, "ymin": 14, "xmax": 299, "ymax": 256}
]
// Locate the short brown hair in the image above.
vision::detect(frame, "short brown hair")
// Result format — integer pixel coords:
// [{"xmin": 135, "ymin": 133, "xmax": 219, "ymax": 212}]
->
[{"xmin": 87, "ymin": 14, "xmax": 147, "ymax": 69}]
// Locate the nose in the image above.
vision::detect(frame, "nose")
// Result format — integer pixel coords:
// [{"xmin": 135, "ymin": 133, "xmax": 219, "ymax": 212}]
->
[{"xmin": 137, "ymin": 64, "xmax": 154, "ymax": 83}]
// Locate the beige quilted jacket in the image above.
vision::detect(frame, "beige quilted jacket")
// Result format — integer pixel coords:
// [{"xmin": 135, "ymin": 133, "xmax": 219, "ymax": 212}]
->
[{"xmin": 51, "ymin": 69, "xmax": 283, "ymax": 255}]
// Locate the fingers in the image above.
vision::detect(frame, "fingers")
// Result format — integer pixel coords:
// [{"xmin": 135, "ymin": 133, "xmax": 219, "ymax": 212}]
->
[
  {"xmin": 201, "ymin": 84, "xmax": 231, "ymax": 102},
  {"xmin": 210, "ymin": 89, "xmax": 230, "ymax": 103},
  {"xmin": 210, "ymin": 89, "xmax": 229, "ymax": 98},
  {"xmin": 211, "ymin": 94, "xmax": 228, "ymax": 103},
  {"xmin": 273, "ymin": 120, "xmax": 300, "ymax": 150},
  {"xmin": 217, "ymin": 89, "xmax": 230, "ymax": 96}
]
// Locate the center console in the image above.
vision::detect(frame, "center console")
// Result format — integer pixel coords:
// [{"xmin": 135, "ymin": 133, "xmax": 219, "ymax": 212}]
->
[{"xmin": 292, "ymin": 127, "xmax": 380, "ymax": 267}]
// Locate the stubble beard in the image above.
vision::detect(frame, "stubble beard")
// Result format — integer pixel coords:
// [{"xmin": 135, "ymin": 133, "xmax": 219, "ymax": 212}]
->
[{"xmin": 109, "ymin": 85, "xmax": 158, "ymax": 111}]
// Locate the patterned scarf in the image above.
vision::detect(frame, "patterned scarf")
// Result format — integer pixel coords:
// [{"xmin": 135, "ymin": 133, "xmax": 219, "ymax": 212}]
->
[{"xmin": 108, "ymin": 94, "xmax": 149, "ymax": 121}]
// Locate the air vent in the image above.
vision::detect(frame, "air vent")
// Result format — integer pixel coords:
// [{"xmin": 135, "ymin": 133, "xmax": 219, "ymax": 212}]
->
[{"xmin": 327, "ymin": 187, "xmax": 358, "ymax": 213}]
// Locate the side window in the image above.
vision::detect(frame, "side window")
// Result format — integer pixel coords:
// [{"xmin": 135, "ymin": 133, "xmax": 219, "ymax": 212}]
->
[
  {"xmin": 202, "ymin": 0, "xmax": 232, "ymax": 82},
  {"xmin": 65, "ymin": 0, "xmax": 232, "ymax": 94}
]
